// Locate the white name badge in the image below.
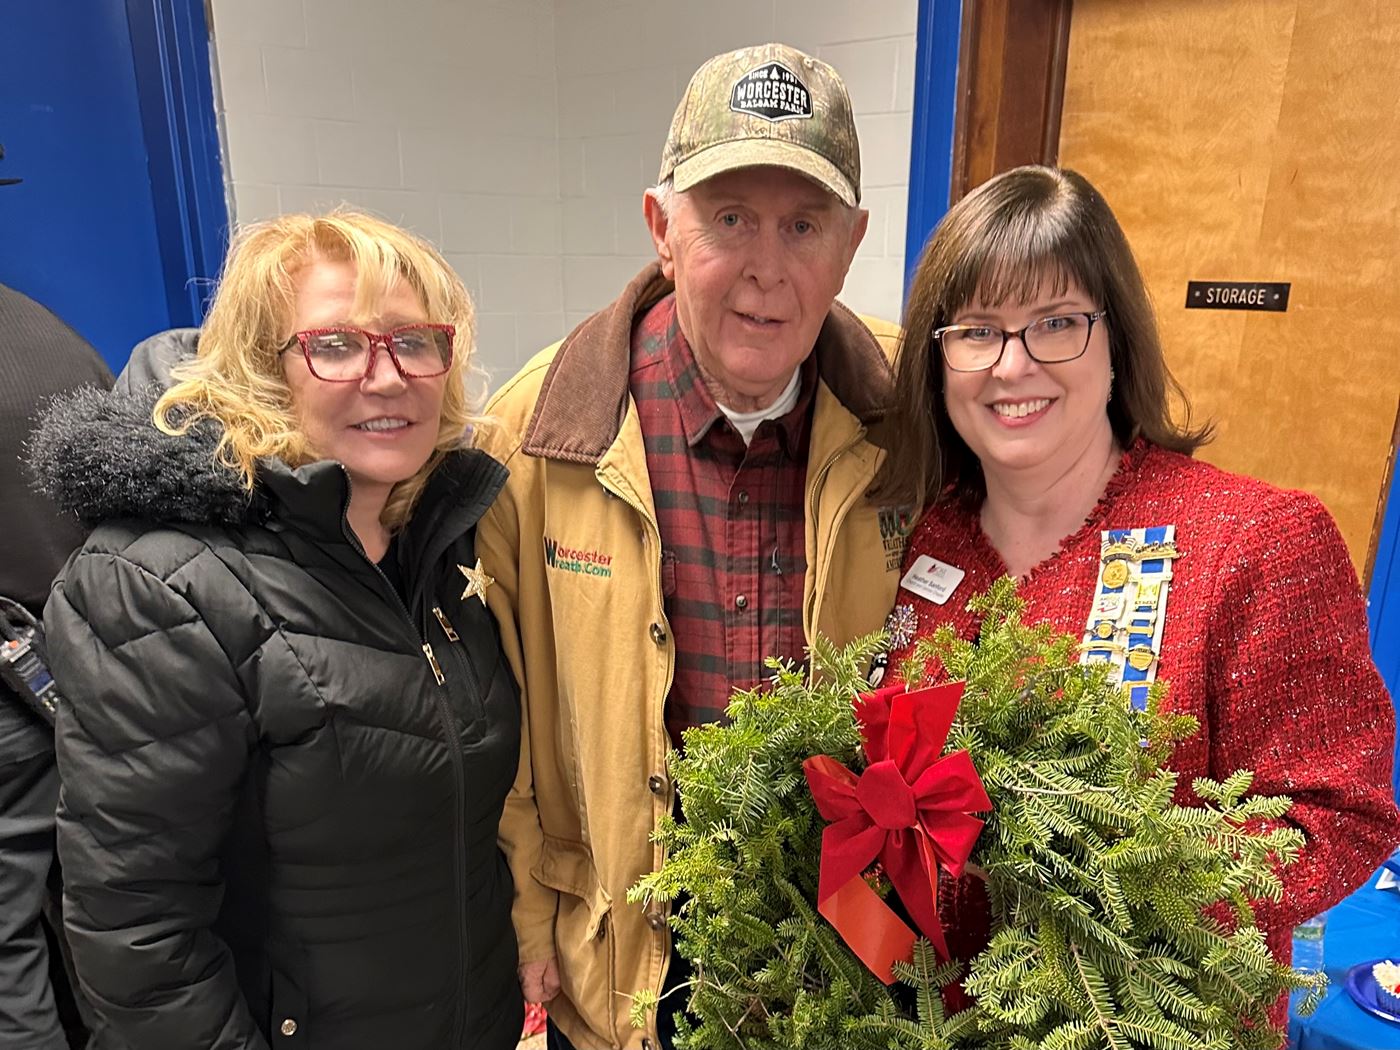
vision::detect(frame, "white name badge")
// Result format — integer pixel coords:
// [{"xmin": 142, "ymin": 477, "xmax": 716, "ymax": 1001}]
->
[{"xmin": 900, "ymin": 555, "xmax": 966, "ymax": 606}]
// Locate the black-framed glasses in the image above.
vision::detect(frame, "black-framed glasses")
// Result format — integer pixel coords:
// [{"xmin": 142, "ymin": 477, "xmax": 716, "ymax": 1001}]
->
[
  {"xmin": 283, "ymin": 324, "xmax": 455, "ymax": 382},
  {"xmin": 934, "ymin": 310, "xmax": 1107, "ymax": 373}
]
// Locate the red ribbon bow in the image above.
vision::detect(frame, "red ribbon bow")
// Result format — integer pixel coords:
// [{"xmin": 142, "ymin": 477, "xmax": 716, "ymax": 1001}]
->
[{"xmin": 803, "ymin": 681, "xmax": 990, "ymax": 984}]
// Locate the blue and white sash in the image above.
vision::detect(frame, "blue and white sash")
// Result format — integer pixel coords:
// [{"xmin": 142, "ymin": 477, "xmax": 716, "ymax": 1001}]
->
[{"xmin": 1079, "ymin": 526, "xmax": 1179, "ymax": 711}]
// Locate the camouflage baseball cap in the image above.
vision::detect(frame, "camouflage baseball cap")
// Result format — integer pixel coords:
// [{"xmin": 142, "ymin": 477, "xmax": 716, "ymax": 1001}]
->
[{"xmin": 659, "ymin": 43, "xmax": 861, "ymax": 206}]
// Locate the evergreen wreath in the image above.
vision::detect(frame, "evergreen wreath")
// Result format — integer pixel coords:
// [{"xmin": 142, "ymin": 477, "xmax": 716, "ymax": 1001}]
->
[{"xmin": 629, "ymin": 579, "xmax": 1323, "ymax": 1049}]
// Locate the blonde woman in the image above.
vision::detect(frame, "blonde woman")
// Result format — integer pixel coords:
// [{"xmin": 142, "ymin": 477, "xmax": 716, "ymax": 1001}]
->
[{"xmin": 30, "ymin": 212, "xmax": 523, "ymax": 1049}]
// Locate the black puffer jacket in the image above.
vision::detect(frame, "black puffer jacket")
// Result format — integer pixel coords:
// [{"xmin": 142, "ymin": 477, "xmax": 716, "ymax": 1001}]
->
[{"xmin": 30, "ymin": 386, "xmax": 523, "ymax": 1050}]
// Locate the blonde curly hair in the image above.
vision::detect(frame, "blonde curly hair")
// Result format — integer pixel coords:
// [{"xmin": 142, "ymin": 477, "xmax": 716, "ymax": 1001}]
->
[{"xmin": 154, "ymin": 209, "xmax": 484, "ymax": 529}]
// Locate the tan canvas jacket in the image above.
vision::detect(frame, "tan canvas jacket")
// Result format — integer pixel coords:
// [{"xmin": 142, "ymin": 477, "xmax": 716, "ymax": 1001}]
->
[{"xmin": 476, "ymin": 263, "xmax": 908, "ymax": 1049}]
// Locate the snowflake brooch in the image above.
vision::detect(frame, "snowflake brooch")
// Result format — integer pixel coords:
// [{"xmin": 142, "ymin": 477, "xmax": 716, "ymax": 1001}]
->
[{"xmin": 884, "ymin": 603, "xmax": 919, "ymax": 651}]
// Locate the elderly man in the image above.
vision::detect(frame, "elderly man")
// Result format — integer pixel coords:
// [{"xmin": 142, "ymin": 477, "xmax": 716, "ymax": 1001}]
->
[{"xmin": 477, "ymin": 43, "xmax": 908, "ymax": 1050}]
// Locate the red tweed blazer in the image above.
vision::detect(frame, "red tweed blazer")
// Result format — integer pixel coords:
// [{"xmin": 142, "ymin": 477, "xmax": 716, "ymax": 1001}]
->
[{"xmin": 890, "ymin": 440, "xmax": 1400, "ymax": 1018}]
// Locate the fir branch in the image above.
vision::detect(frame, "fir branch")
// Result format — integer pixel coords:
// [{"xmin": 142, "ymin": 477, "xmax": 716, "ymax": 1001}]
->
[{"xmin": 634, "ymin": 579, "xmax": 1314, "ymax": 1049}]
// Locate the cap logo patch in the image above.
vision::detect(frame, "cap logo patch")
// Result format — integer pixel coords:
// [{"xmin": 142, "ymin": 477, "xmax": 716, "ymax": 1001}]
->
[{"xmin": 729, "ymin": 62, "xmax": 812, "ymax": 122}]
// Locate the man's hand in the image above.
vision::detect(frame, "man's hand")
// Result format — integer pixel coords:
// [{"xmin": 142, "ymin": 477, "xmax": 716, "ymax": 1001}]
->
[{"xmin": 519, "ymin": 957, "xmax": 561, "ymax": 1003}]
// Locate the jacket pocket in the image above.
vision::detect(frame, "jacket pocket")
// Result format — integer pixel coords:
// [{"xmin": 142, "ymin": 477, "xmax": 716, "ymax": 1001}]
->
[
  {"xmin": 532, "ymin": 835, "xmax": 616, "ymax": 1042},
  {"xmin": 659, "ymin": 549, "xmax": 677, "ymax": 599}
]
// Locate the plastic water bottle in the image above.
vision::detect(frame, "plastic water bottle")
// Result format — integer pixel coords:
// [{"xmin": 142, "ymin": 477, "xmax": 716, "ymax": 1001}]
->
[{"xmin": 1290, "ymin": 912, "xmax": 1327, "ymax": 1018}]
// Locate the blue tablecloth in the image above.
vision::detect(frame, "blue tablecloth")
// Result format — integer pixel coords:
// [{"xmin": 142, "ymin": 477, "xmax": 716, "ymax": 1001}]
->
[{"xmin": 1290, "ymin": 868, "xmax": 1400, "ymax": 1049}]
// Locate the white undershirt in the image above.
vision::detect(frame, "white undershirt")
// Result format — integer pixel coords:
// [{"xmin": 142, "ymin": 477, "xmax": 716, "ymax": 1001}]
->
[{"xmin": 717, "ymin": 368, "xmax": 802, "ymax": 445}]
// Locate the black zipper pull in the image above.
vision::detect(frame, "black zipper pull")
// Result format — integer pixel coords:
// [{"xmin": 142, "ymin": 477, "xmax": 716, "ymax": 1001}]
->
[{"xmin": 431, "ymin": 606, "xmax": 460, "ymax": 642}]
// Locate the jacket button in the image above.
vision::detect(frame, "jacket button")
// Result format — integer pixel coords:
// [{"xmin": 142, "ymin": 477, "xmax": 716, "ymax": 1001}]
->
[
  {"xmin": 646, "ymin": 909, "xmax": 667, "ymax": 931},
  {"xmin": 648, "ymin": 775, "xmax": 666, "ymax": 795},
  {"xmin": 735, "ymin": 594, "xmax": 748, "ymax": 610},
  {"xmin": 279, "ymin": 1018, "xmax": 298, "ymax": 1037},
  {"xmin": 649, "ymin": 622, "xmax": 667, "ymax": 645}
]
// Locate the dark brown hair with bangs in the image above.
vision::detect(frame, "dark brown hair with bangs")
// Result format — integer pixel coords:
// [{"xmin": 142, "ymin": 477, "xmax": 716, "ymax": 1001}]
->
[{"xmin": 872, "ymin": 165, "xmax": 1210, "ymax": 509}]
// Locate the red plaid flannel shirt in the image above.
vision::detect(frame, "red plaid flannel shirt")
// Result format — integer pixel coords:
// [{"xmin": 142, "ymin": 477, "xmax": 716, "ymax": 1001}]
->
[{"xmin": 630, "ymin": 295, "xmax": 815, "ymax": 749}]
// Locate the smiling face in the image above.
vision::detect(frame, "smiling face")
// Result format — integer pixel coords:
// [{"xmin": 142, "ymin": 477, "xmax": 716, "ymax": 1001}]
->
[
  {"xmin": 942, "ymin": 274, "xmax": 1114, "ymax": 486},
  {"xmin": 282, "ymin": 258, "xmax": 447, "ymax": 508},
  {"xmin": 645, "ymin": 166, "xmax": 868, "ymax": 410}
]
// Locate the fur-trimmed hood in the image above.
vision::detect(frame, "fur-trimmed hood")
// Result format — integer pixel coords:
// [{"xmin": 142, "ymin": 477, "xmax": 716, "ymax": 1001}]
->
[
  {"xmin": 29, "ymin": 383, "xmax": 267, "ymax": 529},
  {"xmin": 27, "ymin": 326, "xmax": 260, "ymax": 529}
]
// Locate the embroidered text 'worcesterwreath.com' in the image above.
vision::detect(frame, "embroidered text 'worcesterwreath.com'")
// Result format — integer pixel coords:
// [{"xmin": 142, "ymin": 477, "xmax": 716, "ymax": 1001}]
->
[{"xmin": 543, "ymin": 536, "xmax": 613, "ymax": 579}]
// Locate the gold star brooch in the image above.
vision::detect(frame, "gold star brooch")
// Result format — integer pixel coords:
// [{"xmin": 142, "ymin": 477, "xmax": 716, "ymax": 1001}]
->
[{"xmin": 458, "ymin": 558, "xmax": 495, "ymax": 605}]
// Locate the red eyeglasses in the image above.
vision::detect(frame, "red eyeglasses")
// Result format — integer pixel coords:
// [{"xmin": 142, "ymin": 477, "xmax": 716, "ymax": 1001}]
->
[{"xmin": 283, "ymin": 324, "xmax": 456, "ymax": 382}]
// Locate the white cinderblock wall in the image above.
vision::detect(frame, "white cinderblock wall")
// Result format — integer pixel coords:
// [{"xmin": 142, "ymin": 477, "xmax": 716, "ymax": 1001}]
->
[{"xmin": 208, "ymin": 0, "xmax": 916, "ymax": 386}]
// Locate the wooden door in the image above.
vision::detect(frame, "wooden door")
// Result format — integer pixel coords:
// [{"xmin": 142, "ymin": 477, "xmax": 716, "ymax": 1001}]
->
[{"xmin": 1053, "ymin": 0, "xmax": 1400, "ymax": 576}]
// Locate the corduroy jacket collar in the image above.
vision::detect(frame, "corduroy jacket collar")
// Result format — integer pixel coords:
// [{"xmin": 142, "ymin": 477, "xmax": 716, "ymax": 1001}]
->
[{"xmin": 521, "ymin": 262, "xmax": 895, "ymax": 464}]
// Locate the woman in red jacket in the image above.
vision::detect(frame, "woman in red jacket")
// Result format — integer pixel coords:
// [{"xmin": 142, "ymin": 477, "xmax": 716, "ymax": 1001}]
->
[{"xmin": 874, "ymin": 165, "xmax": 1400, "ymax": 1014}]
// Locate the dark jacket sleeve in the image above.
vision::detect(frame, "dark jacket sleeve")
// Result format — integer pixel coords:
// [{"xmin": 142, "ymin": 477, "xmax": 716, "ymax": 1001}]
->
[
  {"xmin": 0, "ymin": 283, "xmax": 113, "ymax": 617},
  {"xmin": 44, "ymin": 541, "xmax": 268, "ymax": 1050}
]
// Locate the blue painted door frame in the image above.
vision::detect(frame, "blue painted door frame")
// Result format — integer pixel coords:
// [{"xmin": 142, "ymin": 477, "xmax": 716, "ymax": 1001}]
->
[
  {"xmin": 904, "ymin": 0, "xmax": 963, "ymax": 297},
  {"xmin": 0, "ymin": 0, "xmax": 227, "ymax": 370},
  {"xmin": 125, "ymin": 0, "xmax": 231, "ymax": 327},
  {"xmin": 1370, "ymin": 462, "xmax": 1400, "ymax": 794},
  {"xmin": 903, "ymin": 0, "xmax": 1400, "ymax": 791}
]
